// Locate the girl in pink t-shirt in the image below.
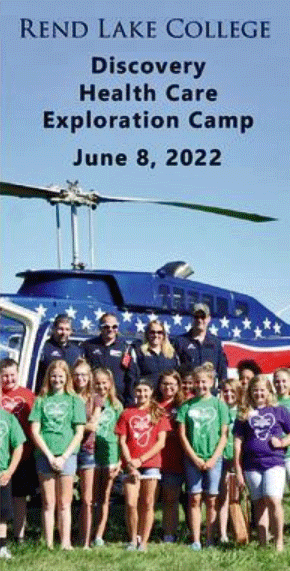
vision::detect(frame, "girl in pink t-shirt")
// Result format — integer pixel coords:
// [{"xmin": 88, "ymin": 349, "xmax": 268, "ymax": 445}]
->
[{"xmin": 115, "ymin": 378, "xmax": 170, "ymax": 551}]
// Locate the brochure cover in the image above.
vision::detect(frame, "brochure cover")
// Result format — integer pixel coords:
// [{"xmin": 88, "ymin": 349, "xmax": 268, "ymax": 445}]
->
[{"xmin": 1, "ymin": 0, "xmax": 289, "ymax": 330}]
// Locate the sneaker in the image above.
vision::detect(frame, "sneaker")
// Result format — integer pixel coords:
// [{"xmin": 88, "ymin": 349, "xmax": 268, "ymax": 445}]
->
[
  {"xmin": 137, "ymin": 544, "xmax": 147, "ymax": 552},
  {"xmin": 190, "ymin": 541, "xmax": 201, "ymax": 551},
  {"xmin": 94, "ymin": 537, "xmax": 105, "ymax": 547},
  {"xmin": 0, "ymin": 546, "xmax": 12, "ymax": 559},
  {"xmin": 163, "ymin": 535, "xmax": 175, "ymax": 543},
  {"xmin": 220, "ymin": 536, "xmax": 229, "ymax": 544},
  {"xmin": 125, "ymin": 542, "xmax": 137, "ymax": 551}
]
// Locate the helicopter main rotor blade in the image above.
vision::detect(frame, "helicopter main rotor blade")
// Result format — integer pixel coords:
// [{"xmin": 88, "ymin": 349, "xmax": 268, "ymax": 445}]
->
[
  {"xmin": 0, "ymin": 181, "xmax": 276, "ymax": 222},
  {"xmin": 0, "ymin": 181, "xmax": 62, "ymax": 199},
  {"xmin": 94, "ymin": 194, "xmax": 276, "ymax": 223}
]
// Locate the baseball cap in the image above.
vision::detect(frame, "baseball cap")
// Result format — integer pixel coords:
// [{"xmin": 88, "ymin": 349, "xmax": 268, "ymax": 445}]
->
[{"xmin": 192, "ymin": 303, "xmax": 210, "ymax": 317}]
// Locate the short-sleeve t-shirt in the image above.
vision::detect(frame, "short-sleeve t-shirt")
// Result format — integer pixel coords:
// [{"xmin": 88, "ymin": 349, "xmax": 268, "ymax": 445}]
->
[
  {"xmin": 223, "ymin": 405, "xmax": 238, "ymax": 461},
  {"xmin": 29, "ymin": 392, "xmax": 86, "ymax": 456},
  {"xmin": 95, "ymin": 399, "xmax": 123, "ymax": 466},
  {"xmin": 159, "ymin": 400, "xmax": 184, "ymax": 474},
  {"xmin": 176, "ymin": 395, "xmax": 229, "ymax": 460},
  {"xmin": 0, "ymin": 408, "xmax": 26, "ymax": 471},
  {"xmin": 1, "ymin": 386, "xmax": 35, "ymax": 459},
  {"xmin": 278, "ymin": 396, "xmax": 290, "ymax": 459},
  {"xmin": 115, "ymin": 407, "xmax": 171, "ymax": 468},
  {"xmin": 233, "ymin": 405, "xmax": 290, "ymax": 471}
]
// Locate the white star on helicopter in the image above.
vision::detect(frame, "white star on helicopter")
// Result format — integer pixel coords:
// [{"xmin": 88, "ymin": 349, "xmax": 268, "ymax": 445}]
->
[
  {"xmin": 94, "ymin": 307, "xmax": 105, "ymax": 321},
  {"xmin": 209, "ymin": 324, "xmax": 219, "ymax": 336},
  {"xmin": 148, "ymin": 312, "xmax": 158, "ymax": 322},
  {"xmin": 220, "ymin": 316, "xmax": 229, "ymax": 328},
  {"xmin": 254, "ymin": 326, "xmax": 262, "ymax": 339},
  {"xmin": 273, "ymin": 322, "xmax": 281, "ymax": 334},
  {"xmin": 263, "ymin": 317, "xmax": 271, "ymax": 329},
  {"xmin": 122, "ymin": 310, "xmax": 133, "ymax": 322},
  {"xmin": 173, "ymin": 314, "xmax": 182, "ymax": 325},
  {"xmin": 35, "ymin": 304, "xmax": 47, "ymax": 318},
  {"xmin": 232, "ymin": 326, "xmax": 241, "ymax": 338},
  {"xmin": 136, "ymin": 318, "xmax": 146, "ymax": 333},
  {"xmin": 242, "ymin": 317, "xmax": 252, "ymax": 329},
  {"xmin": 81, "ymin": 316, "xmax": 92, "ymax": 330},
  {"xmin": 65, "ymin": 306, "xmax": 77, "ymax": 319},
  {"xmin": 163, "ymin": 321, "xmax": 171, "ymax": 334}
]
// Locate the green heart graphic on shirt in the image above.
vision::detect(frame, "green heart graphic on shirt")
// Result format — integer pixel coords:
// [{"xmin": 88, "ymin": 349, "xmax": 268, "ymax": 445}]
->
[
  {"xmin": 0, "ymin": 420, "xmax": 9, "ymax": 446},
  {"xmin": 43, "ymin": 401, "xmax": 70, "ymax": 431},
  {"xmin": 188, "ymin": 407, "xmax": 217, "ymax": 431},
  {"xmin": 97, "ymin": 408, "xmax": 115, "ymax": 437}
]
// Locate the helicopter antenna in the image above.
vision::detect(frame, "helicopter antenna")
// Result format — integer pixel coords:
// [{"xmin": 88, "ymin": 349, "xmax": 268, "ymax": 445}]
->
[
  {"xmin": 88, "ymin": 207, "xmax": 95, "ymax": 269},
  {"xmin": 55, "ymin": 203, "xmax": 62, "ymax": 269}
]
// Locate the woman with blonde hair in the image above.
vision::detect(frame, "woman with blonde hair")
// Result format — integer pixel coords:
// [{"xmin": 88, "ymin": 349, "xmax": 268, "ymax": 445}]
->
[
  {"xmin": 29, "ymin": 360, "xmax": 86, "ymax": 550},
  {"xmin": 129, "ymin": 320, "xmax": 179, "ymax": 390}
]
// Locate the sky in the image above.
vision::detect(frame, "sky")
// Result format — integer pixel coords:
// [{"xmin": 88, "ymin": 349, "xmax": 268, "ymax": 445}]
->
[{"xmin": 1, "ymin": 0, "xmax": 289, "ymax": 321}]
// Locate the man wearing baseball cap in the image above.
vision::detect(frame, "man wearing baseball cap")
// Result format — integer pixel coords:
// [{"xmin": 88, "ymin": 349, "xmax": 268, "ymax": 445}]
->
[{"xmin": 173, "ymin": 303, "xmax": 228, "ymax": 385}]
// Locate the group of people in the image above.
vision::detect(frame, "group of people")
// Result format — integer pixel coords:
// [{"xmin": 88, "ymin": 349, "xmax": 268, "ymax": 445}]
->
[{"xmin": 1, "ymin": 304, "xmax": 290, "ymax": 558}]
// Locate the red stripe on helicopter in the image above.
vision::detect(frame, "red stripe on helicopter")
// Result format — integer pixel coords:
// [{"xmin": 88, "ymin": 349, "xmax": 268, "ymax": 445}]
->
[{"xmin": 223, "ymin": 342, "xmax": 290, "ymax": 373}]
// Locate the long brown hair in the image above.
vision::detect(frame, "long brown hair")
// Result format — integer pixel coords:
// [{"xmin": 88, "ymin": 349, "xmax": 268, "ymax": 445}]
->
[
  {"xmin": 156, "ymin": 370, "xmax": 185, "ymax": 408},
  {"xmin": 72, "ymin": 358, "xmax": 94, "ymax": 412},
  {"xmin": 40, "ymin": 359, "xmax": 75, "ymax": 396},
  {"xmin": 134, "ymin": 378, "xmax": 165, "ymax": 424}
]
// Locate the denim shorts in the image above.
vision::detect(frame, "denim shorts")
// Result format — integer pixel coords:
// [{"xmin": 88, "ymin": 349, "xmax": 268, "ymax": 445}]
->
[
  {"xmin": 77, "ymin": 449, "xmax": 96, "ymax": 470},
  {"xmin": 0, "ymin": 482, "xmax": 13, "ymax": 521},
  {"xmin": 244, "ymin": 466, "xmax": 286, "ymax": 500},
  {"xmin": 139, "ymin": 467, "xmax": 161, "ymax": 480},
  {"xmin": 162, "ymin": 472, "xmax": 184, "ymax": 488},
  {"xmin": 185, "ymin": 456, "xmax": 223, "ymax": 495},
  {"xmin": 35, "ymin": 452, "xmax": 77, "ymax": 476}
]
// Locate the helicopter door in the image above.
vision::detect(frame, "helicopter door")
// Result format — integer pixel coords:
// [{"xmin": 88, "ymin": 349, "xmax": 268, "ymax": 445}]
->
[{"xmin": 0, "ymin": 298, "xmax": 40, "ymax": 387}]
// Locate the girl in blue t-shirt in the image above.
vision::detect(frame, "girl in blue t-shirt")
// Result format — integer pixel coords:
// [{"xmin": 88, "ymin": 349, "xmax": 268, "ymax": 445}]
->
[{"xmin": 234, "ymin": 375, "xmax": 290, "ymax": 552}]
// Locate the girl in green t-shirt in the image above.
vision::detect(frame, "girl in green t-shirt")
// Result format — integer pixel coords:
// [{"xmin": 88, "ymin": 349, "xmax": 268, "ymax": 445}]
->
[
  {"xmin": 177, "ymin": 363, "xmax": 229, "ymax": 550},
  {"xmin": 30, "ymin": 360, "xmax": 86, "ymax": 550},
  {"xmin": 92, "ymin": 367, "xmax": 123, "ymax": 547},
  {"xmin": 72, "ymin": 358, "xmax": 99, "ymax": 549},
  {"xmin": 273, "ymin": 368, "xmax": 290, "ymax": 485},
  {"xmin": 219, "ymin": 378, "xmax": 242, "ymax": 543}
]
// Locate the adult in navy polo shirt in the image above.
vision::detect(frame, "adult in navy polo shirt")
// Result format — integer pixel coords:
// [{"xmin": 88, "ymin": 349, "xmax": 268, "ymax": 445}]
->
[
  {"xmin": 129, "ymin": 320, "xmax": 179, "ymax": 390},
  {"xmin": 82, "ymin": 313, "xmax": 132, "ymax": 405},
  {"xmin": 36, "ymin": 314, "xmax": 83, "ymax": 392},
  {"xmin": 173, "ymin": 303, "xmax": 228, "ymax": 385}
]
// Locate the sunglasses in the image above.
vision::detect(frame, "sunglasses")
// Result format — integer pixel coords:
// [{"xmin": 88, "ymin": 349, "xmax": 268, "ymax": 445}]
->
[
  {"xmin": 101, "ymin": 324, "xmax": 118, "ymax": 330},
  {"xmin": 149, "ymin": 330, "xmax": 164, "ymax": 335}
]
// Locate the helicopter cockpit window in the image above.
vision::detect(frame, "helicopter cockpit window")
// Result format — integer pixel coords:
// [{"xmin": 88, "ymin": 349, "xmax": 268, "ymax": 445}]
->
[
  {"xmin": 235, "ymin": 300, "xmax": 249, "ymax": 317},
  {"xmin": 201, "ymin": 294, "xmax": 214, "ymax": 315},
  {"xmin": 158, "ymin": 284, "xmax": 171, "ymax": 309},
  {"xmin": 216, "ymin": 297, "xmax": 229, "ymax": 317},
  {"xmin": 187, "ymin": 290, "xmax": 199, "ymax": 312},
  {"xmin": 0, "ymin": 314, "xmax": 25, "ymax": 363},
  {"xmin": 173, "ymin": 287, "xmax": 185, "ymax": 310}
]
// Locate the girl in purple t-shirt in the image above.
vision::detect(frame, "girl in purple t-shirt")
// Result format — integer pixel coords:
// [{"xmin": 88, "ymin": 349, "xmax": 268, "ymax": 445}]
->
[{"xmin": 234, "ymin": 375, "xmax": 290, "ymax": 552}]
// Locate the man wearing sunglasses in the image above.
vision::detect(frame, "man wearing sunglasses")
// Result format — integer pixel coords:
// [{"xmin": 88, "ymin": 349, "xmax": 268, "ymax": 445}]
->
[
  {"xmin": 83, "ymin": 313, "xmax": 133, "ymax": 405},
  {"xmin": 174, "ymin": 303, "xmax": 228, "ymax": 387},
  {"xmin": 36, "ymin": 314, "xmax": 84, "ymax": 392}
]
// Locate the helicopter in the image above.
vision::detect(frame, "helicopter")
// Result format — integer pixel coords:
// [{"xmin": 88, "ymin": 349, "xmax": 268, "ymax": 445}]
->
[{"xmin": 0, "ymin": 179, "xmax": 289, "ymax": 391}]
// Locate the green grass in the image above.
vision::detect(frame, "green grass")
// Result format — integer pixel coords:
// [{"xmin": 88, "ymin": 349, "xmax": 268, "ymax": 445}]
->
[{"xmin": 3, "ymin": 497, "xmax": 290, "ymax": 571}]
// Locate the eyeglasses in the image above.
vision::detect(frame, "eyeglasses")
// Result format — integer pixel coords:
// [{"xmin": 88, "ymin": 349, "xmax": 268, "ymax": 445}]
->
[
  {"xmin": 101, "ymin": 324, "xmax": 118, "ymax": 330},
  {"xmin": 149, "ymin": 330, "xmax": 164, "ymax": 335}
]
